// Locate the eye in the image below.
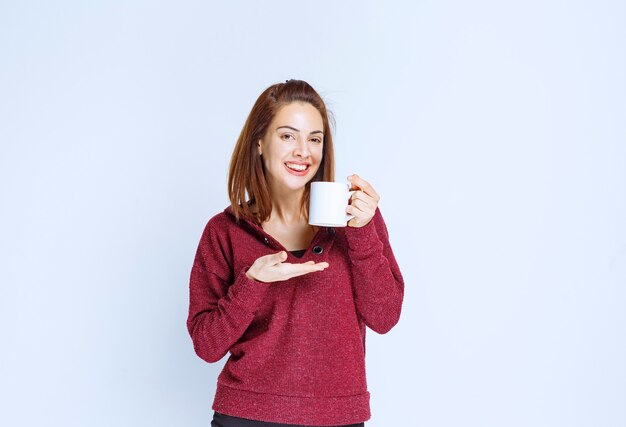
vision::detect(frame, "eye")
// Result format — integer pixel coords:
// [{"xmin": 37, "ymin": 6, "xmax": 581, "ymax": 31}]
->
[
  {"xmin": 312, "ymin": 138, "xmax": 322, "ymax": 144},
  {"xmin": 281, "ymin": 134, "xmax": 295, "ymax": 141}
]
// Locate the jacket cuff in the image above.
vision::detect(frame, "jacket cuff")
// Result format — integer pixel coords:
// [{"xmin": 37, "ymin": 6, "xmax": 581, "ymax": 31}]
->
[
  {"xmin": 228, "ymin": 266, "xmax": 271, "ymax": 315},
  {"xmin": 344, "ymin": 215, "xmax": 379, "ymax": 252}
]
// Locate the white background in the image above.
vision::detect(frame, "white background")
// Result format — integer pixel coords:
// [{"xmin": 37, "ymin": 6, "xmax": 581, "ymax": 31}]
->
[{"xmin": 1, "ymin": 1, "xmax": 624, "ymax": 426}]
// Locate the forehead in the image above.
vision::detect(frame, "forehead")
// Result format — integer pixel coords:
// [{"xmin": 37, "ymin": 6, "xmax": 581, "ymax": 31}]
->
[{"xmin": 273, "ymin": 102, "xmax": 323, "ymax": 130}]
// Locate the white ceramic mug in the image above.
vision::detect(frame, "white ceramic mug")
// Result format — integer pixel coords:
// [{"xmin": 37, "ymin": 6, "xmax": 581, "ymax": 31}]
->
[{"xmin": 309, "ymin": 181, "xmax": 355, "ymax": 227}]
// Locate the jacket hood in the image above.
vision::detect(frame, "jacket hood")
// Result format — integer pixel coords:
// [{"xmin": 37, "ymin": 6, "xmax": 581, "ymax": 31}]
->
[{"xmin": 223, "ymin": 204, "xmax": 267, "ymax": 240}]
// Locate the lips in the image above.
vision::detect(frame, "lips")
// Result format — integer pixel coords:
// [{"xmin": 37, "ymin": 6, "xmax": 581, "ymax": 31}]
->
[{"xmin": 284, "ymin": 162, "xmax": 310, "ymax": 175}]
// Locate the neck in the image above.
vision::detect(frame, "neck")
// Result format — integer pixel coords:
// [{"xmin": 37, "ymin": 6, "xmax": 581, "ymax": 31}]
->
[{"xmin": 267, "ymin": 185, "xmax": 306, "ymax": 225}]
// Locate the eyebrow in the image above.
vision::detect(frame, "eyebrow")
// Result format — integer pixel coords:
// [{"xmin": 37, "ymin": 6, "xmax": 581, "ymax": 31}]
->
[{"xmin": 276, "ymin": 125, "xmax": 324, "ymax": 136}]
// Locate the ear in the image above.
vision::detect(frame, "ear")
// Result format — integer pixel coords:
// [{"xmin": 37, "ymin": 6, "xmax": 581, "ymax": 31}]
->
[{"xmin": 257, "ymin": 140, "xmax": 262, "ymax": 156}]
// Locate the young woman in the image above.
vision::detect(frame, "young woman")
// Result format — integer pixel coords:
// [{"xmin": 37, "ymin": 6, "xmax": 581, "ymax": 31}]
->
[{"xmin": 187, "ymin": 79, "xmax": 404, "ymax": 427}]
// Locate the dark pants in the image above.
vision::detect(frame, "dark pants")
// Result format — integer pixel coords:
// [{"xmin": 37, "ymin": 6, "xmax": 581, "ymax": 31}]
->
[{"xmin": 211, "ymin": 411, "xmax": 365, "ymax": 427}]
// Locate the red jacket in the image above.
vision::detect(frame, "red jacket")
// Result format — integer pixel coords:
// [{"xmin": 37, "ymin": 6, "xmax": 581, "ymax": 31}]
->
[{"xmin": 187, "ymin": 204, "xmax": 404, "ymax": 426}]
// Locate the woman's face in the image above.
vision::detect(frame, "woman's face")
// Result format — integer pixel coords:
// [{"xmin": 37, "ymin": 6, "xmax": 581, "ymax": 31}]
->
[{"xmin": 258, "ymin": 102, "xmax": 324, "ymax": 193}]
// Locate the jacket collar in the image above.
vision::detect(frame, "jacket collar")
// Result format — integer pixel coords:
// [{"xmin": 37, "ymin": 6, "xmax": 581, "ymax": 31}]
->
[{"xmin": 223, "ymin": 203, "xmax": 337, "ymax": 251}]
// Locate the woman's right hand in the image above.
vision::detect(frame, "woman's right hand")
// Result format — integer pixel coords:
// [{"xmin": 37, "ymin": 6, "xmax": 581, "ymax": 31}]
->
[{"xmin": 245, "ymin": 251, "xmax": 329, "ymax": 283}]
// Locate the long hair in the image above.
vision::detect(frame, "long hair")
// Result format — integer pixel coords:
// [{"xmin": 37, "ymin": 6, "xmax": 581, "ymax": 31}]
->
[{"xmin": 227, "ymin": 79, "xmax": 335, "ymax": 226}]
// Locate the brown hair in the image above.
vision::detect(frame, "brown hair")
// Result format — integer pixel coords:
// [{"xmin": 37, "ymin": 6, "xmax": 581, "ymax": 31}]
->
[{"xmin": 227, "ymin": 79, "xmax": 335, "ymax": 226}]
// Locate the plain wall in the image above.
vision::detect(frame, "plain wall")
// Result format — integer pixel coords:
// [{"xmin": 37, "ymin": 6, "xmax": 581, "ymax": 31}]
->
[{"xmin": 1, "ymin": 1, "xmax": 624, "ymax": 426}]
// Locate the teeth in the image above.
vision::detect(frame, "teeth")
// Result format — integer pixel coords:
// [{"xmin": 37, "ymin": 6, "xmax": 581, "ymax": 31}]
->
[{"xmin": 286, "ymin": 163, "xmax": 308, "ymax": 171}]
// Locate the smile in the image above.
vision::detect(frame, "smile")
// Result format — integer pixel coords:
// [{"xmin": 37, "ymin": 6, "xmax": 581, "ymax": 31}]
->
[{"xmin": 284, "ymin": 162, "xmax": 310, "ymax": 175}]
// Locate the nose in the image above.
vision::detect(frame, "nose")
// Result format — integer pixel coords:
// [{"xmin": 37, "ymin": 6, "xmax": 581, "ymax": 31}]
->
[{"xmin": 293, "ymin": 138, "xmax": 311, "ymax": 158}]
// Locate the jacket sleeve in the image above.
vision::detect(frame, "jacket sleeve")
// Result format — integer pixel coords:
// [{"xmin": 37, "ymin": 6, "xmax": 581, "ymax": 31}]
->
[
  {"xmin": 186, "ymin": 220, "xmax": 270, "ymax": 363},
  {"xmin": 344, "ymin": 206, "xmax": 404, "ymax": 334}
]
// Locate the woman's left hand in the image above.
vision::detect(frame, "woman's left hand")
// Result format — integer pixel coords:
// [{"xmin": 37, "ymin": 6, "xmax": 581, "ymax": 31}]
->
[{"xmin": 346, "ymin": 174, "xmax": 380, "ymax": 228}]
